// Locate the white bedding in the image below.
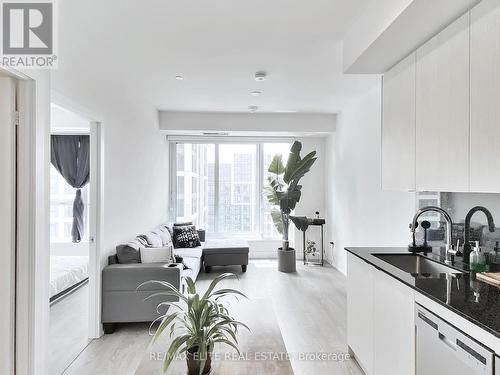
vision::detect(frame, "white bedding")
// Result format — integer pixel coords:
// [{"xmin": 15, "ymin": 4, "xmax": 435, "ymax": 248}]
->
[{"xmin": 50, "ymin": 256, "xmax": 89, "ymax": 298}]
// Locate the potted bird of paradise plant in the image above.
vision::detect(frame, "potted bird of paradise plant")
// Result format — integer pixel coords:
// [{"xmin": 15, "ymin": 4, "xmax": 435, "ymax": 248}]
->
[
  {"xmin": 139, "ymin": 273, "xmax": 249, "ymax": 374},
  {"xmin": 263, "ymin": 141, "xmax": 317, "ymax": 272}
]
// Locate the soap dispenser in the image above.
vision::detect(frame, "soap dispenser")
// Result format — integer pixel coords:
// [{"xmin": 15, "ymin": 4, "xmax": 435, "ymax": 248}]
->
[{"xmin": 470, "ymin": 241, "xmax": 488, "ymax": 272}]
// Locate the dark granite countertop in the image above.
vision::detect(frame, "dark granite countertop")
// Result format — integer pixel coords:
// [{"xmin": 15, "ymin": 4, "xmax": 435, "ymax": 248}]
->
[{"xmin": 346, "ymin": 247, "xmax": 500, "ymax": 340}]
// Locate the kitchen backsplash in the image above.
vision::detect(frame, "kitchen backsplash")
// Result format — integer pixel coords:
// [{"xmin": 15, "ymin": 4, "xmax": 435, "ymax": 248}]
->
[{"xmin": 415, "ymin": 192, "xmax": 500, "ymax": 249}]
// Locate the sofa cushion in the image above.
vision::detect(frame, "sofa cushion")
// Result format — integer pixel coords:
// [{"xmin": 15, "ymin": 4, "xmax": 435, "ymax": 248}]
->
[
  {"xmin": 181, "ymin": 256, "xmax": 202, "ymax": 281},
  {"xmin": 159, "ymin": 224, "xmax": 174, "ymax": 237},
  {"xmin": 174, "ymin": 246, "xmax": 203, "ymax": 259},
  {"xmin": 173, "ymin": 225, "xmax": 201, "ymax": 248}
]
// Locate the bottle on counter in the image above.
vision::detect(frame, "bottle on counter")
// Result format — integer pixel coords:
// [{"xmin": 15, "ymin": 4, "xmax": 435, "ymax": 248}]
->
[
  {"xmin": 493, "ymin": 241, "xmax": 500, "ymax": 264},
  {"xmin": 470, "ymin": 241, "xmax": 488, "ymax": 272}
]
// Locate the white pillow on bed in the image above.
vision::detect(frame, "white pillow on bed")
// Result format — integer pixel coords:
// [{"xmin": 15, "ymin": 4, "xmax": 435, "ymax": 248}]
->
[{"xmin": 140, "ymin": 245, "xmax": 174, "ymax": 264}]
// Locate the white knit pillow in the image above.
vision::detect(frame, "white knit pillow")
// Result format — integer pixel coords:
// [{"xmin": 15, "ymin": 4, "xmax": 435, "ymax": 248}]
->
[{"xmin": 140, "ymin": 244, "xmax": 174, "ymax": 264}]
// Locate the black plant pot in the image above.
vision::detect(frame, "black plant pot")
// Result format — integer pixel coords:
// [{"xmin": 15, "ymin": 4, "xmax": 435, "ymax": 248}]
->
[
  {"xmin": 186, "ymin": 346, "xmax": 212, "ymax": 375},
  {"xmin": 278, "ymin": 247, "xmax": 296, "ymax": 273}
]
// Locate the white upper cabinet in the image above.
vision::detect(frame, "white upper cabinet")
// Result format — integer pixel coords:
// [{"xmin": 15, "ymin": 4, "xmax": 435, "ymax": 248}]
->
[
  {"xmin": 470, "ymin": 0, "xmax": 500, "ymax": 192},
  {"xmin": 415, "ymin": 12, "xmax": 470, "ymax": 192},
  {"xmin": 382, "ymin": 53, "xmax": 416, "ymax": 191}
]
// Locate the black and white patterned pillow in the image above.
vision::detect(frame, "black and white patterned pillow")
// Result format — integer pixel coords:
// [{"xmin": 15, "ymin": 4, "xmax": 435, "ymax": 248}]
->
[{"xmin": 173, "ymin": 225, "xmax": 201, "ymax": 248}]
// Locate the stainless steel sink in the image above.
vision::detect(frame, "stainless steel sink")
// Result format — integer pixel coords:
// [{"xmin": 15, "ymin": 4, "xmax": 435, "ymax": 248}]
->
[{"xmin": 373, "ymin": 254, "xmax": 463, "ymax": 275}]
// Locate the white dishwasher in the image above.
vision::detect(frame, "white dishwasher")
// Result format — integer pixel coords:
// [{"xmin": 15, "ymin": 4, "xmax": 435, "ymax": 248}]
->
[{"xmin": 416, "ymin": 304, "xmax": 494, "ymax": 375}]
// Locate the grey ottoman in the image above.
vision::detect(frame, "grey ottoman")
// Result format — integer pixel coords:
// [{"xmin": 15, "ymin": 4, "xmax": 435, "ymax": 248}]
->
[{"xmin": 202, "ymin": 239, "xmax": 249, "ymax": 273}]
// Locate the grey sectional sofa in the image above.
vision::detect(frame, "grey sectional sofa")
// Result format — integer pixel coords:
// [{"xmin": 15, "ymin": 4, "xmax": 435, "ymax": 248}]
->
[{"xmin": 101, "ymin": 224, "xmax": 249, "ymax": 333}]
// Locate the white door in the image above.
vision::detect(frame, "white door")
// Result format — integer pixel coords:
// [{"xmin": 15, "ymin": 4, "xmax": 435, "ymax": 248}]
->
[
  {"xmin": 0, "ymin": 76, "xmax": 17, "ymax": 375},
  {"xmin": 415, "ymin": 12, "xmax": 470, "ymax": 192},
  {"xmin": 382, "ymin": 52, "xmax": 416, "ymax": 191},
  {"xmin": 470, "ymin": 0, "xmax": 500, "ymax": 193}
]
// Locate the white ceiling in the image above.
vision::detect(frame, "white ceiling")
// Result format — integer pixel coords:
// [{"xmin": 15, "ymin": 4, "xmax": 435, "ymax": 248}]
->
[{"xmin": 55, "ymin": 0, "xmax": 379, "ymax": 114}]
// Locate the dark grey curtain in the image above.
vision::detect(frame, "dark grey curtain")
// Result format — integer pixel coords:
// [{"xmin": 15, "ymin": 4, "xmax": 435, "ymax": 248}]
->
[{"xmin": 51, "ymin": 135, "xmax": 90, "ymax": 243}]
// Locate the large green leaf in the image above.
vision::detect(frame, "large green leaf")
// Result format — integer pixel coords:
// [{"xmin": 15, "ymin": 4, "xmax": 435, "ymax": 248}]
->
[
  {"xmin": 287, "ymin": 152, "xmax": 317, "ymax": 189},
  {"xmin": 270, "ymin": 208, "xmax": 284, "ymax": 235},
  {"xmin": 277, "ymin": 188, "xmax": 302, "ymax": 213},
  {"xmin": 283, "ymin": 141, "xmax": 302, "ymax": 183},
  {"xmin": 268, "ymin": 154, "xmax": 285, "ymax": 175},
  {"xmin": 290, "ymin": 216, "xmax": 310, "ymax": 231},
  {"xmin": 263, "ymin": 184, "xmax": 280, "ymax": 206}
]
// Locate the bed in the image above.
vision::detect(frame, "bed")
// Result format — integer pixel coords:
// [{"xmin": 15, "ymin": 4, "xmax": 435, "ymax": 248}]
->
[{"xmin": 50, "ymin": 256, "xmax": 89, "ymax": 302}]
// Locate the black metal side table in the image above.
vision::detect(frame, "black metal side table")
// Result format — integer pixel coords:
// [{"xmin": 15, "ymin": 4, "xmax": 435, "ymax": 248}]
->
[{"xmin": 301, "ymin": 218, "xmax": 325, "ymax": 266}]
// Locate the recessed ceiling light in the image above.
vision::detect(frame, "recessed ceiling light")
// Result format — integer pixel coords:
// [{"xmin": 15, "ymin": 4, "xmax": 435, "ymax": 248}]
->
[
  {"xmin": 175, "ymin": 75, "xmax": 184, "ymax": 80},
  {"xmin": 250, "ymin": 90, "xmax": 262, "ymax": 97},
  {"xmin": 248, "ymin": 105, "xmax": 259, "ymax": 112},
  {"xmin": 254, "ymin": 71, "xmax": 267, "ymax": 82}
]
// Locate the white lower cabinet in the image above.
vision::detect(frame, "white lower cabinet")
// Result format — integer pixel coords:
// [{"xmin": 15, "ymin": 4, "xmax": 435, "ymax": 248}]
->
[
  {"xmin": 347, "ymin": 253, "xmax": 374, "ymax": 374},
  {"xmin": 372, "ymin": 268, "xmax": 415, "ymax": 375},
  {"xmin": 347, "ymin": 253, "xmax": 415, "ymax": 375}
]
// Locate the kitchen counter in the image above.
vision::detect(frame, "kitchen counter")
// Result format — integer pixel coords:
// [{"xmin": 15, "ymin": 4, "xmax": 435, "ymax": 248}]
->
[{"xmin": 346, "ymin": 247, "xmax": 500, "ymax": 339}]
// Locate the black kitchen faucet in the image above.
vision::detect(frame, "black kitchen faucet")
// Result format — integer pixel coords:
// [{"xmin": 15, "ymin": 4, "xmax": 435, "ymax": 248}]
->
[{"xmin": 462, "ymin": 206, "xmax": 496, "ymax": 264}]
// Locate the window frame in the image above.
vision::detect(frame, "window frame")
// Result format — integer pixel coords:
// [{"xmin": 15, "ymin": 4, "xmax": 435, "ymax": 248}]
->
[{"xmin": 168, "ymin": 137, "xmax": 294, "ymax": 240}]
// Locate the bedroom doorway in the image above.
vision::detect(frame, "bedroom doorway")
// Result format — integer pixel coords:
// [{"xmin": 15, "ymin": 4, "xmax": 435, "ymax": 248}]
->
[{"xmin": 48, "ymin": 103, "xmax": 94, "ymax": 374}]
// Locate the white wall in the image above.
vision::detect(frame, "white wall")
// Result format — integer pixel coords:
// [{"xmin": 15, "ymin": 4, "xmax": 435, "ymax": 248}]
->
[
  {"xmin": 159, "ymin": 111, "xmax": 335, "ymax": 135},
  {"xmin": 49, "ymin": 83, "xmax": 170, "ymax": 264},
  {"xmin": 326, "ymin": 82, "xmax": 415, "ymax": 274}
]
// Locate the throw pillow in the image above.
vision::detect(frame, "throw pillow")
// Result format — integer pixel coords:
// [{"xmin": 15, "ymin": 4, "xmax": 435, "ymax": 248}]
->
[
  {"xmin": 173, "ymin": 225, "xmax": 201, "ymax": 248},
  {"xmin": 154, "ymin": 227, "xmax": 172, "ymax": 246},
  {"xmin": 139, "ymin": 231, "xmax": 163, "ymax": 248},
  {"xmin": 116, "ymin": 239, "xmax": 143, "ymax": 263},
  {"xmin": 174, "ymin": 222, "xmax": 193, "ymax": 227},
  {"xmin": 140, "ymin": 245, "xmax": 174, "ymax": 264}
]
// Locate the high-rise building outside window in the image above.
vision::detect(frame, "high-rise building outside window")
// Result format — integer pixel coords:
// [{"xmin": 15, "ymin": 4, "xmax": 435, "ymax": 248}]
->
[{"xmin": 171, "ymin": 141, "xmax": 292, "ymax": 239}]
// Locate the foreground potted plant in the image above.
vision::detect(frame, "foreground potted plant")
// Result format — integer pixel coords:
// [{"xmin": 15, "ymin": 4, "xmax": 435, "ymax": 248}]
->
[
  {"xmin": 264, "ymin": 141, "xmax": 317, "ymax": 272},
  {"xmin": 139, "ymin": 273, "xmax": 249, "ymax": 374}
]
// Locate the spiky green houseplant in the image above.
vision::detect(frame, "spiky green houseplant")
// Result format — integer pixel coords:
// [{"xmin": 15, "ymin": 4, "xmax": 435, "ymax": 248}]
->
[
  {"xmin": 264, "ymin": 141, "xmax": 317, "ymax": 252},
  {"xmin": 139, "ymin": 273, "xmax": 249, "ymax": 375}
]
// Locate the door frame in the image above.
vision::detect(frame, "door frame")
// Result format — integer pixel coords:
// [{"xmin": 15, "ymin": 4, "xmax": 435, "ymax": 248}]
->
[
  {"xmin": 1, "ymin": 66, "xmax": 50, "ymax": 375},
  {"xmin": 51, "ymin": 92, "xmax": 104, "ymax": 339},
  {"xmin": 0, "ymin": 71, "xmax": 18, "ymax": 375}
]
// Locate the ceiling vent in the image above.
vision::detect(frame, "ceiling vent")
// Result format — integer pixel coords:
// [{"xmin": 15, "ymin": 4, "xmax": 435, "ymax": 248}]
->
[{"xmin": 202, "ymin": 132, "xmax": 229, "ymax": 136}]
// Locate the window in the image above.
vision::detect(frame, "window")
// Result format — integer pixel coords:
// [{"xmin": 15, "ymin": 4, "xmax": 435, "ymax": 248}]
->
[
  {"xmin": 50, "ymin": 165, "xmax": 89, "ymax": 242},
  {"xmin": 171, "ymin": 141, "xmax": 292, "ymax": 239}
]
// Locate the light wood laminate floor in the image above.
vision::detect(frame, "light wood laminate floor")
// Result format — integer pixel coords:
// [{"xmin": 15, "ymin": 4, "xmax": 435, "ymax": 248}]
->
[{"xmin": 63, "ymin": 260, "xmax": 363, "ymax": 375}]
